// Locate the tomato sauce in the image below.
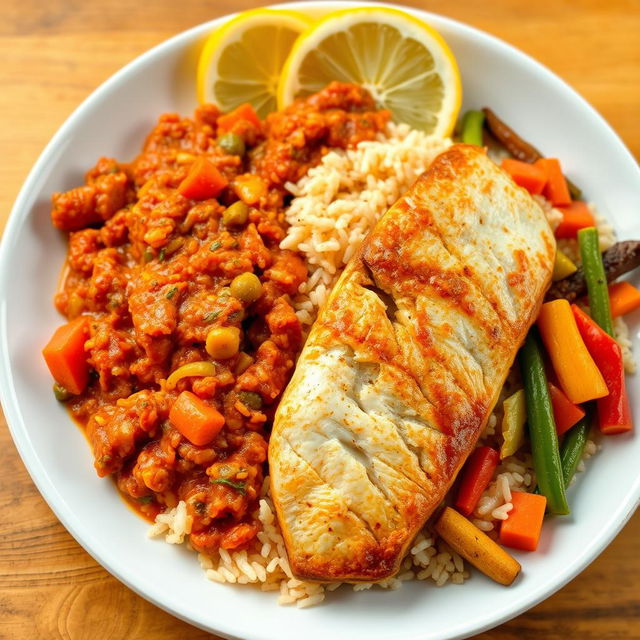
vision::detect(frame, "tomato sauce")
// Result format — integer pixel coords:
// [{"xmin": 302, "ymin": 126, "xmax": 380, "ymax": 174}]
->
[{"xmin": 48, "ymin": 82, "xmax": 389, "ymax": 553}]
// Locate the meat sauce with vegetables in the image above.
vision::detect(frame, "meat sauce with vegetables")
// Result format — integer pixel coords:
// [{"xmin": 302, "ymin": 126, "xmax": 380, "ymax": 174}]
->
[{"xmin": 46, "ymin": 83, "xmax": 389, "ymax": 553}]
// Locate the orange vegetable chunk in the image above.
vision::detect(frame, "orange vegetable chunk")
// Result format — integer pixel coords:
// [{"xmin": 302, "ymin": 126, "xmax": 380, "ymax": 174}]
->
[
  {"xmin": 169, "ymin": 391, "xmax": 225, "ymax": 446},
  {"xmin": 500, "ymin": 491, "xmax": 547, "ymax": 552},
  {"xmin": 554, "ymin": 201, "xmax": 595, "ymax": 239},
  {"xmin": 501, "ymin": 158, "xmax": 547, "ymax": 195},
  {"xmin": 42, "ymin": 316, "xmax": 90, "ymax": 395},
  {"xmin": 217, "ymin": 103, "xmax": 261, "ymax": 133},
  {"xmin": 178, "ymin": 157, "xmax": 228, "ymax": 201},
  {"xmin": 536, "ymin": 157, "xmax": 571, "ymax": 206},
  {"xmin": 548, "ymin": 381, "xmax": 585, "ymax": 435},
  {"xmin": 608, "ymin": 281, "xmax": 640, "ymax": 318},
  {"xmin": 537, "ymin": 299, "xmax": 609, "ymax": 404}
]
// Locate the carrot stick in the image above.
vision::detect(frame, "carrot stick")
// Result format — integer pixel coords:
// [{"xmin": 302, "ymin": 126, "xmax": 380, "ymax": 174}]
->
[
  {"xmin": 501, "ymin": 158, "xmax": 547, "ymax": 195},
  {"xmin": 547, "ymin": 381, "xmax": 585, "ymax": 435},
  {"xmin": 537, "ymin": 299, "xmax": 609, "ymax": 403},
  {"xmin": 169, "ymin": 391, "xmax": 225, "ymax": 446},
  {"xmin": 536, "ymin": 158, "xmax": 571, "ymax": 206},
  {"xmin": 42, "ymin": 316, "xmax": 90, "ymax": 395},
  {"xmin": 434, "ymin": 507, "xmax": 521, "ymax": 586},
  {"xmin": 454, "ymin": 447, "xmax": 500, "ymax": 516},
  {"xmin": 499, "ymin": 491, "xmax": 547, "ymax": 551},
  {"xmin": 554, "ymin": 201, "xmax": 595, "ymax": 239},
  {"xmin": 608, "ymin": 281, "xmax": 640, "ymax": 317}
]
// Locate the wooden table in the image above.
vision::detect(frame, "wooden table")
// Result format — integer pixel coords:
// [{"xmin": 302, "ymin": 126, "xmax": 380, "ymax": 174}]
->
[{"xmin": 1, "ymin": 1, "xmax": 639, "ymax": 638}]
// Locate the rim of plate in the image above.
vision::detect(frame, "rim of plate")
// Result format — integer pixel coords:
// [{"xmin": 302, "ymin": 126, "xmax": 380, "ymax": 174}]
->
[{"xmin": 0, "ymin": 2, "xmax": 638, "ymax": 639}]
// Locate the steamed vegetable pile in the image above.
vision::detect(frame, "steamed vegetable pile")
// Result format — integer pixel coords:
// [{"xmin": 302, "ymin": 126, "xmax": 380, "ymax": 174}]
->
[{"xmin": 434, "ymin": 109, "xmax": 639, "ymax": 586}]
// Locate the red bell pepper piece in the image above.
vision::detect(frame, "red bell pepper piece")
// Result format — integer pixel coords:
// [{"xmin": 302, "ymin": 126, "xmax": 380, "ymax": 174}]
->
[
  {"xmin": 571, "ymin": 304, "xmax": 632, "ymax": 435},
  {"xmin": 177, "ymin": 158, "xmax": 228, "ymax": 200},
  {"xmin": 455, "ymin": 446, "xmax": 500, "ymax": 516},
  {"xmin": 547, "ymin": 381, "xmax": 585, "ymax": 435}
]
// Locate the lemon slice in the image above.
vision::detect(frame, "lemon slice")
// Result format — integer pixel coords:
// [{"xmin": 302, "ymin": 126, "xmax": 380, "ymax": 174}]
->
[
  {"xmin": 197, "ymin": 9, "xmax": 313, "ymax": 118},
  {"xmin": 278, "ymin": 7, "xmax": 461, "ymax": 136}
]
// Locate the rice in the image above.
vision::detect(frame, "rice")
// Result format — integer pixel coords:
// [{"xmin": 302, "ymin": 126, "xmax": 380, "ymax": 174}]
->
[
  {"xmin": 149, "ymin": 477, "xmax": 469, "ymax": 607},
  {"xmin": 280, "ymin": 122, "xmax": 451, "ymax": 324}
]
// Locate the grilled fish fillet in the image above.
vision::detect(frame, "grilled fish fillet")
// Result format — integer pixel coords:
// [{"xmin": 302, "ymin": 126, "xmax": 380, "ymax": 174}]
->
[{"xmin": 269, "ymin": 144, "xmax": 555, "ymax": 582}]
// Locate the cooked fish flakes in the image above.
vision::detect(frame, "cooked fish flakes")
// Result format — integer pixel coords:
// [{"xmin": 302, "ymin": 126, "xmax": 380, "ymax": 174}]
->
[{"xmin": 269, "ymin": 144, "xmax": 556, "ymax": 582}]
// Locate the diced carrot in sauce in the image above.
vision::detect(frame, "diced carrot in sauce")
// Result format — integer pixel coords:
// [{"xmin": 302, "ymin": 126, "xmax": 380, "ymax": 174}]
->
[
  {"xmin": 42, "ymin": 316, "xmax": 90, "ymax": 395},
  {"xmin": 177, "ymin": 158, "xmax": 228, "ymax": 200},
  {"xmin": 499, "ymin": 491, "xmax": 547, "ymax": 552},
  {"xmin": 169, "ymin": 391, "xmax": 225, "ymax": 446},
  {"xmin": 608, "ymin": 281, "xmax": 640, "ymax": 318},
  {"xmin": 536, "ymin": 158, "xmax": 571, "ymax": 207},
  {"xmin": 217, "ymin": 103, "xmax": 261, "ymax": 133},
  {"xmin": 554, "ymin": 201, "xmax": 595, "ymax": 239},
  {"xmin": 501, "ymin": 158, "xmax": 547, "ymax": 195},
  {"xmin": 548, "ymin": 381, "xmax": 585, "ymax": 435}
]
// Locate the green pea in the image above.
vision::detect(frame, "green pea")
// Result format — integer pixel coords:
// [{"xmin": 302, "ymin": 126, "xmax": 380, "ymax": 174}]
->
[
  {"xmin": 222, "ymin": 201, "xmax": 249, "ymax": 227},
  {"xmin": 238, "ymin": 391, "xmax": 263, "ymax": 410},
  {"xmin": 218, "ymin": 132, "xmax": 245, "ymax": 157},
  {"xmin": 53, "ymin": 383, "xmax": 72, "ymax": 402},
  {"xmin": 230, "ymin": 272, "xmax": 263, "ymax": 303}
]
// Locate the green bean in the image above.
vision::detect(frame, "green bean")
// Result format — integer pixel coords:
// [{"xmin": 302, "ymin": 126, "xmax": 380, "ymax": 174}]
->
[
  {"xmin": 461, "ymin": 110, "xmax": 485, "ymax": 146},
  {"xmin": 578, "ymin": 226, "xmax": 614, "ymax": 337},
  {"xmin": 560, "ymin": 413, "xmax": 591, "ymax": 488},
  {"xmin": 520, "ymin": 329, "xmax": 569, "ymax": 515}
]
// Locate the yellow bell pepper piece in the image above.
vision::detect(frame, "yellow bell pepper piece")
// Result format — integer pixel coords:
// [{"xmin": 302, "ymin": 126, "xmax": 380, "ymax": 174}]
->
[
  {"xmin": 501, "ymin": 389, "xmax": 527, "ymax": 459},
  {"xmin": 552, "ymin": 248, "xmax": 577, "ymax": 282}
]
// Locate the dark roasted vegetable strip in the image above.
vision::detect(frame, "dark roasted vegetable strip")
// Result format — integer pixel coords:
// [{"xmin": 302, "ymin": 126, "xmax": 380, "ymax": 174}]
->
[
  {"xmin": 461, "ymin": 110, "xmax": 485, "ymax": 146},
  {"xmin": 546, "ymin": 240, "xmax": 640, "ymax": 302},
  {"xmin": 483, "ymin": 107, "xmax": 542, "ymax": 163},
  {"xmin": 483, "ymin": 107, "xmax": 581, "ymax": 199},
  {"xmin": 560, "ymin": 413, "xmax": 591, "ymax": 488},
  {"xmin": 578, "ymin": 227, "xmax": 615, "ymax": 336},
  {"xmin": 520, "ymin": 329, "xmax": 569, "ymax": 515}
]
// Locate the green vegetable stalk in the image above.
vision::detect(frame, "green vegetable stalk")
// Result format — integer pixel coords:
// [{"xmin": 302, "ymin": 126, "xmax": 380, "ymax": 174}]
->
[
  {"xmin": 578, "ymin": 226, "xmax": 614, "ymax": 337},
  {"xmin": 461, "ymin": 110, "xmax": 485, "ymax": 146},
  {"xmin": 560, "ymin": 413, "xmax": 591, "ymax": 488},
  {"xmin": 520, "ymin": 329, "xmax": 569, "ymax": 515}
]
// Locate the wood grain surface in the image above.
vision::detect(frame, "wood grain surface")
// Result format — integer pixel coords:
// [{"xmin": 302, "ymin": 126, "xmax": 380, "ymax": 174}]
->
[{"xmin": 1, "ymin": 1, "xmax": 639, "ymax": 638}]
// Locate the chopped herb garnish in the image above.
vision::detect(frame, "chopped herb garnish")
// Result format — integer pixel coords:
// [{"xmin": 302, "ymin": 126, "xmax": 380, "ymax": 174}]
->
[
  {"xmin": 210, "ymin": 478, "xmax": 246, "ymax": 494},
  {"xmin": 158, "ymin": 248, "xmax": 166, "ymax": 261},
  {"xmin": 209, "ymin": 241, "xmax": 222, "ymax": 252},
  {"xmin": 165, "ymin": 286, "xmax": 178, "ymax": 300},
  {"xmin": 137, "ymin": 495, "xmax": 154, "ymax": 504},
  {"xmin": 203, "ymin": 310, "xmax": 220, "ymax": 324}
]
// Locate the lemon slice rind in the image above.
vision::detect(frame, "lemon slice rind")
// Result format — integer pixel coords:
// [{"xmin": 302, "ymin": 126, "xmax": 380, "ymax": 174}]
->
[
  {"xmin": 277, "ymin": 7, "xmax": 461, "ymax": 137},
  {"xmin": 197, "ymin": 9, "xmax": 313, "ymax": 117}
]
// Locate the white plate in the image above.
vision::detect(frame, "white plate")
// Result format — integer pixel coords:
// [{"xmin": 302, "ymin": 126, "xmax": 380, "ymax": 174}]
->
[{"xmin": 1, "ymin": 3, "xmax": 639, "ymax": 639}]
